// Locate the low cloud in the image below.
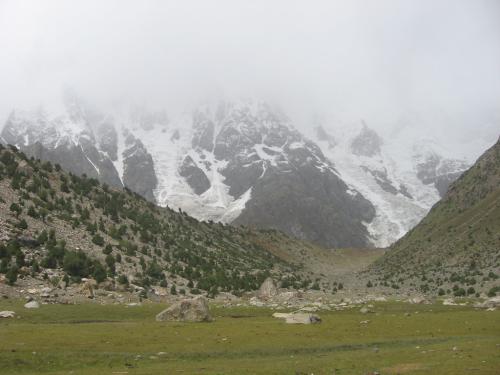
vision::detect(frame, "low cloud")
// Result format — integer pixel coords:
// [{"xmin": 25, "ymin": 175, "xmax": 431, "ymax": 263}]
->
[{"xmin": 0, "ymin": 0, "xmax": 499, "ymax": 151}]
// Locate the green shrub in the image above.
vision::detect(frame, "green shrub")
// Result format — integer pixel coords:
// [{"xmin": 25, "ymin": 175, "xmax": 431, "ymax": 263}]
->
[
  {"xmin": 92, "ymin": 263, "xmax": 107, "ymax": 283},
  {"xmin": 102, "ymin": 244, "xmax": 113, "ymax": 255},
  {"xmin": 117, "ymin": 274, "xmax": 128, "ymax": 285},
  {"xmin": 92, "ymin": 234, "xmax": 105, "ymax": 246},
  {"xmin": 6, "ymin": 265, "xmax": 18, "ymax": 285},
  {"xmin": 63, "ymin": 251, "xmax": 90, "ymax": 278}
]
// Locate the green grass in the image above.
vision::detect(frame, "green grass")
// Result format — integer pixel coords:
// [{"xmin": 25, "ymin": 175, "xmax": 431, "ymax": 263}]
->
[{"xmin": 0, "ymin": 300, "xmax": 499, "ymax": 374}]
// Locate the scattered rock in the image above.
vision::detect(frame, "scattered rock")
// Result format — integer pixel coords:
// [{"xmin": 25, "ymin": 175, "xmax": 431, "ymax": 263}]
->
[
  {"xmin": 360, "ymin": 307, "xmax": 371, "ymax": 314},
  {"xmin": 257, "ymin": 277, "xmax": 278, "ymax": 300},
  {"xmin": 249, "ymin": 297, "xmax": 265, "ymax": 307},
  {"xmin": 24, "ymin": 301, "xmax": 40, "ymax": 309},
  {"xmin": 0, "ymin": 311, "xmax": 15, "ymax": 318},
  {"xmin": 40, "ymin": 287, "xmax": 52, "ymax": 298},
  {"xmin": 299, "ymin": 306, "xmax": 319, "ymax": 312},
  {"xmin": 156, "ymin": 296, "xmax": 212, "ymax": 322}
]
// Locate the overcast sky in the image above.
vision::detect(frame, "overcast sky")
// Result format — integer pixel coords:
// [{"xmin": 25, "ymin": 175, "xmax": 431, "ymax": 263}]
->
[{"xmin": 0, "ymin": 0, "xmax": 499, "ymax": 154}]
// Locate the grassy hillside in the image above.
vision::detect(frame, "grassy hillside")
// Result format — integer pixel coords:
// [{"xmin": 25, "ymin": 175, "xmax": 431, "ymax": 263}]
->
[
  {"xmin": 0, "ymin": 144, "xmax": 326, "ymax": 297},
  {"xmin": 367, "ymin": 138, "xmax": 500, "ymax": 296}
]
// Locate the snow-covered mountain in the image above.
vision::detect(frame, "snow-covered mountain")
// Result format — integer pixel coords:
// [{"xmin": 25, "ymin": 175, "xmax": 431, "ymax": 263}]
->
[
  {"xmin": 313, "ymin": 121, "xmax": 470, "ymax": 247},
  {"xmin": 1, "ymin": 94, "xmax": 471, "ymax": 248}
]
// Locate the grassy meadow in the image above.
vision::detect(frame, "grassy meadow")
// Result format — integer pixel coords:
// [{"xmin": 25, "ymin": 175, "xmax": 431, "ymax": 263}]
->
[{"xmin": 0, "ymin": 300, "xmax": 499, "ymax": 374}]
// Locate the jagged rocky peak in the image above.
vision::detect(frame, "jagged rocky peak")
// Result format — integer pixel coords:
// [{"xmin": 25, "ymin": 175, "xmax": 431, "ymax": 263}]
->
[
  {"xmin": 213, "ymin": 100, "xmax": 300, "ymax": 161},
  {"xmin": 350, "ymin": 121, "xmax": 383, "ymax": 157},
  {"xmin": 0, "ymin": 99, "xmax": 123, "ymax": 189}
]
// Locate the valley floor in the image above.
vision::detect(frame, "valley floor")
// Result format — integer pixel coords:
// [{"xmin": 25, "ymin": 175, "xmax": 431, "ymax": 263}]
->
[{"xmin": 0, "ymin": 300, "xmax": 499, "ymax": 374}]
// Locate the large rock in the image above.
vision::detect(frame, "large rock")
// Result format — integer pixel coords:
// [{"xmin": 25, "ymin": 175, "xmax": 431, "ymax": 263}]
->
[
  {"xmin": 273, "ymin": 312, "xmax": 321, "ymax": 324},
  {"xmin": 24, "ymin": 301, "xmax": 40, "ymax": 309},
  {"xmin": 408, "ymin": 296, "xmax": 429, "ymax": 304},
  {"xmin": 156, "ymin": 296, "xmax": 211, "ymax": 322},
  {"xmin": 80, "ymin": 279, "xmax": 97, "ymax": 299},
  {"xmin": 474, "ymin": 296, "xmax": 500, "ymax": 309},
  {"xmin": 0, "ymin": 311, "xmax": 15, "ymax": 318},
  {"xmin": 258, "ymin": 277, "xmax": 277, "ymax": 300}
]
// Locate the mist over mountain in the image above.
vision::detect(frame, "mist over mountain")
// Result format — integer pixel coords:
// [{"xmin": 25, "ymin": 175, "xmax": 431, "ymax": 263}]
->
[
  {"xmin": 1, "ymin": 92, "xmax": 483, "ymax": 248},
  {"xmin": 0, "ymin": 0, "xmax": 499, "ymax": 247}
]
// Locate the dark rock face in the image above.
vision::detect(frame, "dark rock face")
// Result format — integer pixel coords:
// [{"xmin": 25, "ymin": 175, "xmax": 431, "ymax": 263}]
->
[
  {"xmin": 178, "ymin": 155, "xmax": 211, "ymax": 195},
  {"xmin": 1, "ymin": 110, "xmax": 123, "ymax": 189},
  {"xmin": 350, "ymin": 122, "xmax": 383, "ymax": 157},
  {"xmin": 95, "ymin": 120, "xmax": 118, "ymax": 161},
  {"xmin": 122, "ymin": 134, "xmax": 158, "ymax": 202},
  {"xmin": 23, "ymin": 141, "xmax": 122, "ymax": 189},
  {"xmin": 234, "ymin": 159, "xmax": 375, "ymax": 248},
  {"xmin": 190, "ymin": 102, "xmax": 377, "ymax": 248},
  {"xmin": 361, "ymin": 166, "xmax": 413, "ymax": 199}
]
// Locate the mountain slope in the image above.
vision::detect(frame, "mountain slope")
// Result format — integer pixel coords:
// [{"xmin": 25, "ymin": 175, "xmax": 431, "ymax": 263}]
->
[
  {"xmin": 0, "ymin": 144, "xmax": 329, "ymax": 296},
  {"xmin": 367, "ymin": 137, "xmax": 500, "ymax": 295}
]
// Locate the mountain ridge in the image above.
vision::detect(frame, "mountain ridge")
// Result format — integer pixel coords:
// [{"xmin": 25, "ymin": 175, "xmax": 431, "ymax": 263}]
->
[{"xmin": 1, "ymin": 96, "xmax": 472, "ymax": 248}]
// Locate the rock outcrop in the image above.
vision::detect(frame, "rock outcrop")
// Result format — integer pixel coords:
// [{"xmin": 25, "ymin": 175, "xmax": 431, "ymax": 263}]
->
[
  {"xmin": 0, "ymin": 311, "xmax": 16, "ymax": 318},
  {"xmin": 156, "ymin": 296, "xmax": 212, "ymax": 322},
  {"xmin": 24, "ymin": 301, "xmax": 40, "ymax": 309},
  {"xmin": 272, "ymin": 312, "xmax": 321, "ymax": 324},
  {"xmin": 257, "ymin": 277, "xmax": 278, "ymax": 300}
]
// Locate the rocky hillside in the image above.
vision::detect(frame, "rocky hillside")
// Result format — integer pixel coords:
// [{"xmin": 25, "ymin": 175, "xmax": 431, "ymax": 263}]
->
[
  {"xmin": 0, "ymin": 144, "xmax": 328, "ymax": 298},
  {"xmin": 366, "ymin": 137, "xmax": 500, "ymax": 297}
]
